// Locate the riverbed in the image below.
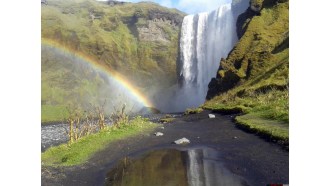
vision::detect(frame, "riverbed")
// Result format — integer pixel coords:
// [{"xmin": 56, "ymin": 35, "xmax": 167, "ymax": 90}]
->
[{"xmin": 42, "ymin": 110, "xmax": 288, "ymax": 185}]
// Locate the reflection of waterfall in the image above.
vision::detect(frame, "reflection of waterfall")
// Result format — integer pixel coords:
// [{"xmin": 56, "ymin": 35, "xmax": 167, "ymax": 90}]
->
[
  {"xmin": 186, "ymin": 148, "xmax": 247, "ymax": 186},
  {"xmin": 187, "ymin": 150, "xmax": 204, "ymax": 186},
  {"xmin": 106, "ymin": 148, "xmax": 249, "ymax": 186}
]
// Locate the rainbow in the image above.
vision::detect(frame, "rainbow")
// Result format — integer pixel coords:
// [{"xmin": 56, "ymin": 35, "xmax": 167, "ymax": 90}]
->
[{"xmin": 42, "ymin": 38, "xmax": 153, "ymax": 108}]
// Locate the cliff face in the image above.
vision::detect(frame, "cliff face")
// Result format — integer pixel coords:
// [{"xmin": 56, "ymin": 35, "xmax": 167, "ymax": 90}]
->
[
  {"xmin": 207, "ymin": 0, "xmax": 289, "ymax": 99},
  {"xmin": 204, "ymin": 0, "xmax": 289, "ymax": 127}
]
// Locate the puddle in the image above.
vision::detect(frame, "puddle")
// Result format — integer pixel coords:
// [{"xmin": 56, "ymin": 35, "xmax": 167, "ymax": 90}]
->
[{"xmin": 105, "ymin": 148, "xmax": 249, "ymax": 186}]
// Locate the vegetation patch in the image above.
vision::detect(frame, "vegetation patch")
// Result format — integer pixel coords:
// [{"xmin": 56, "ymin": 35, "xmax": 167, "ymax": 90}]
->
[
  {"xmin": 184, "ymin": 107, "xmax": 203, "ymax": 115},
  {"xmin": 235, "ymin": 113, "xmax": 288, "ymax": 143},
  {"xmin": 41, "ymin": 116, "xmax": 157, "ymax": 166},
  {"xmin": 159, "ymin": 117, "xmax": 175, "ymax": 123},
  {"xmin": 41, "ymin": 105, "xmax": 69, "ymax": 124}
]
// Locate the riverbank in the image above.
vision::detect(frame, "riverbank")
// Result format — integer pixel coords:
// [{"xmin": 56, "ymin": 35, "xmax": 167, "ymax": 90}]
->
[
  {"xmin": 42, "ymin": 110, "xmax": 288, "ymax": 186},
  {"xmin": 203, "ymin": 87, "xmax": 289, "ymax": 144},
  {"xmin": 42, "ymin": 116, "xmax": 157, "ymax": 166}
]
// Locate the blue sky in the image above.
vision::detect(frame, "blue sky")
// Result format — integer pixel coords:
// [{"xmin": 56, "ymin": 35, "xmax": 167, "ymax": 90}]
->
[{"xmin": 108, "ymin": 0, "xmax": 233, "ymax": 14}]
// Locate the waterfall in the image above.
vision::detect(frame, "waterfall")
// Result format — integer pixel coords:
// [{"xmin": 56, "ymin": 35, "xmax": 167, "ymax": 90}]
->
[
  {"xmin": 178, "ymin": 3, "xmax": 237, "ymax": 109},
  {"xmin": 152, "ymin": 0, "xmax": 249, "ymax": 112}
]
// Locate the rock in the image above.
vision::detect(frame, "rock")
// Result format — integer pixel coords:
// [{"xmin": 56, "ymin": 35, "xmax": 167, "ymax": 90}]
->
[
  {"xmin": 250, "ymin": 4, "xmax": 261, "ymax": 13},
  {"xmin": 174, "ymin": 138, "xmax": 190, "ymax": 145},
  {"xmin": 154, "ymin": 132, "xmax": 164, "ymax": 136},
  {"xmin": 160, "ymin": 127, "xmax": 165, "ymax": 129},
  {"xmin": 208, "ymin": 114, "xmax": 216, "ymax": 118},
  {"xmin": 233, "ymin": 136, "xmax": 238, "ymax": 139}
]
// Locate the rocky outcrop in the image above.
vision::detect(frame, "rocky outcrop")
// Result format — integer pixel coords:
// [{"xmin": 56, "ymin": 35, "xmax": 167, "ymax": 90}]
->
[
  {"xmin": 137, "ymin": 18, "xmax": 175, "ymax": 43},
  {"xmin": 106, "ymin": 0, "xmax": 127, "ymax": 6}
]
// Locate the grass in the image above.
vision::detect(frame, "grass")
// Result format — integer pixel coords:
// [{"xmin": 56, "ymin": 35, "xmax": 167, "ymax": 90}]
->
[
  {"xmin": 204, "ymin": 87, "xmax": 289, "ymax": 141},
  {"xmin": 41, "ymin": 116, "xmax": 158, "ymax": 166},
  {"xmin": 235, "ymin": 113, "xmax": 288, "ymax": 142},
  {"xmin": 41, "ymin": 105, "xmax": 69, "ymax": 123},
  {"xmin": 184, "ymin": 107, "xmax": 203, "ymax": 115},
  {"xmin": 159, "ymin": 117, "xmax": 175, "ymax": 123}
]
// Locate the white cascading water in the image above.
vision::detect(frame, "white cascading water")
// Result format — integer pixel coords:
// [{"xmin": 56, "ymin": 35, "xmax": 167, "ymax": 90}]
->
[{"xmin": 177, "ymin": 3, "xmax": 237, "ymax": 110}]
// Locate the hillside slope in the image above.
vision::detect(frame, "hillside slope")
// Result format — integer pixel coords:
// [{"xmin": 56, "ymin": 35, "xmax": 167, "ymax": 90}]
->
[
  {"xmin": 204, "ymin": 0, "xmax": 289, "ymax": 142},
  {"xmin": 41, "ymin": 0, "xmax": 185, "ymax": 122}
]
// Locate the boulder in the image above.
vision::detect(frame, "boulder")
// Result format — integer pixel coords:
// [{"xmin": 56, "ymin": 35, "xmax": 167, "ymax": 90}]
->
[{"xmin": 174, "ymin": 138, "xmax": 190, "ymax": 145}]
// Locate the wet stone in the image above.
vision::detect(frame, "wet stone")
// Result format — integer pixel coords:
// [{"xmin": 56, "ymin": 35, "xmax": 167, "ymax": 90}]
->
[
  {"xmin": 174, "ymin": 137, "xmax": 190, "ymax": 144},
  {"xmin": 154, "ymin": 132, "xmax": 164, "ymax": 136},
  {"xmin": 209, "ymin": 114, "xmax": 216, "ymax": 118}
]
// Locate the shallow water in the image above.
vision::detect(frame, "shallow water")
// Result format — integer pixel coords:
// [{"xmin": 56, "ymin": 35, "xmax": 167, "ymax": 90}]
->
[
  {"xmin": 41, "ymin": 123, "xmax": 68, "ymax": 152},
  {"xmin": 105, "ymin": 148, "xmax": 249, "ymax": 186}
]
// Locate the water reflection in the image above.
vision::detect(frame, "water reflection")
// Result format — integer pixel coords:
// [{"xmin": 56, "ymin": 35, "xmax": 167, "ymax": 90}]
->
[{"xmin": 105, "ymin": 148, "xmax": 248, "ymax": 186}]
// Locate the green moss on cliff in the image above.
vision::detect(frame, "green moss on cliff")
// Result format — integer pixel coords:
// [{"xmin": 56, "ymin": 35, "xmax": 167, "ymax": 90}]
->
[{"xmin": 205, "ymin": 0, "xmax": 289, "ymax": 142}]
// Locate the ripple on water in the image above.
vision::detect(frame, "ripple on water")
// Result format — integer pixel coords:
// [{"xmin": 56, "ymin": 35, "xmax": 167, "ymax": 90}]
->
[{"xmin": 41, "ymin": 124, "xmax": 69, "ymax": 152}]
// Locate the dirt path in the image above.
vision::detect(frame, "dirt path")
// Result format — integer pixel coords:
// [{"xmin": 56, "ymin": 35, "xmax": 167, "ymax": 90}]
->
[{"xmin": 42, "ymin": 110, "xmax": 288, "ymax": 186}]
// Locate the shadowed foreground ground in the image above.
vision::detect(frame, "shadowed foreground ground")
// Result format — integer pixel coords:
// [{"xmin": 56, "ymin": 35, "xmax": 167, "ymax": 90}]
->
[{"xmin": 42, "ymin": 110, "xmax": 288, "ymax": 186}]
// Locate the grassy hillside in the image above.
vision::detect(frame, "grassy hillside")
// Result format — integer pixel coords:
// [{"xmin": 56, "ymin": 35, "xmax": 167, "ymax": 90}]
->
[
  {"xmin": 41, "ymin": 0, "xmax": 185, "ymax": 123},
  {"xmin": 205, "ymin": 0, "xmax": 289, "ymax": 143}
]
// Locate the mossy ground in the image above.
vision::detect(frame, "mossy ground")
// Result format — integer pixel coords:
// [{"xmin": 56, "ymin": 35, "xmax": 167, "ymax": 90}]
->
[
  {"xmin": 205, "ymin": 1, "xmax": 289, "ymax": 141},
  {"xmin": 159, "ymin": 117, "xmax": 175, "ymax": 123},
  {"xmin": 41, "ymin": 117, "xmax": 157, "ymax": 166},
  {"xmin": 235, "ymin": 113, "xmax": 288, "ymax": 142},
  {"xmin": 184, "ymin": 107, "xmax": 203, "ymax": 115}
]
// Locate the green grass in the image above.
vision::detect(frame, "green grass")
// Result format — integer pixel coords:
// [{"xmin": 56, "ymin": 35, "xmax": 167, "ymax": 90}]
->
[
  {"xmin": 235, "ymin": 113, "xmax": 288, "ymax": 142},
  {"xmin": 41, "ymin": 105, "xmax": 69, "ymax": 123},
  {"xmin": 159, "ymin": 117, "xmax": 175, "ymax": 123},
  {"xmin": 41, "ymin": 116, "xmax": 157, "ymax": 166}
]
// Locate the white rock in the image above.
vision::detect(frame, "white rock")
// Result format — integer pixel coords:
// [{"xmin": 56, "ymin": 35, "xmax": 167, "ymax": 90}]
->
[
  {"xmin": 174, "ymin": 138, "xmax": 190, "ymax": 145},
  {"xmin": 160, "ymin": 127, "xmax": 165, "ymax": 129},
  {"xmin": 154, "ymin": 132, "xmax": 164, "ymax": 136},
  {"xmin": 209, "ymin": 114, "xmax": 216, "ymax": 118}
]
